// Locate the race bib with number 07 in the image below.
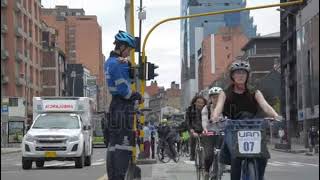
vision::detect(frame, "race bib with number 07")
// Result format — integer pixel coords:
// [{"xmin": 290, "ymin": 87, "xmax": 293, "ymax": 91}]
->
[{"xmin": 237, "ymin": 131, "xmax": 261, "ymax": 154}]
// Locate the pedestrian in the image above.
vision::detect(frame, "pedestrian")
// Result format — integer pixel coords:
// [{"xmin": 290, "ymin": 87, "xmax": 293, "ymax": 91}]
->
[
  {"xmin": 104, "ymin": 30, "xmax": 143, "ymax": 180},
  {"xmin": 143, "ymin": 122, "xmax": 151, "ymax": 159},
  {"xmin": 185, "ymin": 95, "xmax": 207, "ymax": 161},
  {"xmin": 151, "ymin": 130, "xmax": 155, "ymax": 159},
  {"xmin": 278, "ymin": 128, "xmax": 285, "ymax": 144},
  {"xmin": 308, "ymin": 126, "xmax": 318, "ymax": 155}
]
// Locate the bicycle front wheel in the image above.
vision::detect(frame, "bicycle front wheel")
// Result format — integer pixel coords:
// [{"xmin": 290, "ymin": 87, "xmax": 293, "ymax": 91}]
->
[
  {"xmin": 157, "ymin": 145, "xmax": 170, "ymax": 163},
  {"xmin": 241, "ymin": 160, "xmax": 258, "ymax": 180},
  {"xmin": 195, "ymin": 148, "xmax": 206, "ymax": 180}
]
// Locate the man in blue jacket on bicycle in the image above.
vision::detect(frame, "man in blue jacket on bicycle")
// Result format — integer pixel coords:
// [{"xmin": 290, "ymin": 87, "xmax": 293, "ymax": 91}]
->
[{"xmin": 104, "ymin": 30, "xmax": 143, "ymax": 180}]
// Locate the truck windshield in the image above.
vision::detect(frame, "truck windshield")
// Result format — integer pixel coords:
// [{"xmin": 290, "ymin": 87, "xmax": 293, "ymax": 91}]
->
[{"xmin": 32, "ymin": 114, "xmax": 80, "ymax": 129}]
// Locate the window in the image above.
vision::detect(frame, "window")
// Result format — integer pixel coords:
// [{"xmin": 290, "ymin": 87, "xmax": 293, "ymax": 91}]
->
[{"xmin": 9, "ymin": 98, "xmax": 19, "ymax": 107}]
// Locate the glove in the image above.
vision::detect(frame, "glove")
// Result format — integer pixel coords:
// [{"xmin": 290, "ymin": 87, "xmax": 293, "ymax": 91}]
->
[{"xmin": 130, "ymin": 92, "xmax": 142, "ymax": 101}]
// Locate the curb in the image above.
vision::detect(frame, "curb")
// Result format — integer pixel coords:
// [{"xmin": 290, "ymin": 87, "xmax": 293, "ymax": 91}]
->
[
  {"xmin": 136, "ymin": 159, "xmax": 157, "ymax": 165},
  {"xmin": 271, "ymin": 148, "xmax": 307, "ymax": 154},
  {"xmin": 1, "ymin": 149, "xmax": 21, "ymax": 155}
]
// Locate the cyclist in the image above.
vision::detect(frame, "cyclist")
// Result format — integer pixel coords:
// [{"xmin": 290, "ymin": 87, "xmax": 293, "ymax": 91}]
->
[
  {"xmin": 201, "ymin": 86, "xmax": 224, "ymax": 178},
  {"xmin": 186, "ymin": 95, "xmax": 207, "ymax": 161},
  {"xmin": 157, "ymin": 119, "xmax": 178, "ymax": 161},
  {"xmin": 104, "ymin": 30, "xmax": 143, "ymax": 180},
  {"xmin": 211, "ymin": 60, "xmax": 282, "ymax": 180}
]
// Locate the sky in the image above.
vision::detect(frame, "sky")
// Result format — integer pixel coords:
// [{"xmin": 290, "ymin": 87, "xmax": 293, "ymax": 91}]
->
[{"xmin": 42, "ymin": 0, "xmax": 280, "ymax": 89}]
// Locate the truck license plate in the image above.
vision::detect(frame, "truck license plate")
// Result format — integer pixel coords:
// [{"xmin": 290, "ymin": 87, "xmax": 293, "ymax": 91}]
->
[{"xmin": 45, "ymin": 151, "xmax": 56, "ymax": 158}]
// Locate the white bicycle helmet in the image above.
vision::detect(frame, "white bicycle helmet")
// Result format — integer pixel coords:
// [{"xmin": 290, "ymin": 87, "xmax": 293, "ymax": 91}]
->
[
  {"xmin": 230, "ymin": 60, "xmax": 251, "ymax": 74},
  {"xmin": 208, "ymin": 87, "xmax": 223, "ymax": 96}
]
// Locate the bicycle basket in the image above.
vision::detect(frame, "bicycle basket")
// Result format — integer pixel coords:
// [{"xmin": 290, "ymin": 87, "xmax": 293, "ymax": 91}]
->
[{"xmin": 224, "ymin": 119, "xmax": 269, "ymax": 158}]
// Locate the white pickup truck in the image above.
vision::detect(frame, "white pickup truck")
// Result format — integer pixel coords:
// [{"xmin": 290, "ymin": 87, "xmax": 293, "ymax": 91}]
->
[{"xmin": 21, "ymin": 97, "xmax": 94, "ymax": 169}]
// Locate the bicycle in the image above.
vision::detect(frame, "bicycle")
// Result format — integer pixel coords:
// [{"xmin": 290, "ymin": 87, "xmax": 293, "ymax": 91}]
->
[
  {"xmin": 157, "ymin": 138, "xmax": 179, "ymax": 163},
  {"xmin": 194, "ymin": 134, "xmax": 206, "ymax": 180},
  {"xmin": 207, "ymin": 129, "xmax": 226, "ymax": 180},
  {"xmin": 223, "ymin": 118, "xmax": 277, "ymax": 180},
  {"xmin": 179, "ymin": 131, "xmax": 191, "ymax": 157}
]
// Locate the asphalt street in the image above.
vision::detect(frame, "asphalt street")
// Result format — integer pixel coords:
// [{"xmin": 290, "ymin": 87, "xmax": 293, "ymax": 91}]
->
[{"xmin": 1, "ymin": 148, "xmax": 319, "ymax": 180}]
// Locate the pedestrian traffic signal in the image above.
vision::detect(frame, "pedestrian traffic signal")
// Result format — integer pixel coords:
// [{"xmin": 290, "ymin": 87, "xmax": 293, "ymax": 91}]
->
[{"xmin": 147, "ymin": 62, "xmax": 158, "ymax": 80}]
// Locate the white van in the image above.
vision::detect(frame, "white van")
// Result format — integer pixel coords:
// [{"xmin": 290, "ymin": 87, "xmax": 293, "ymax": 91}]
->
[{"xmin": 21, "ymin": 97, "xmax": 94, "ymax": 169}]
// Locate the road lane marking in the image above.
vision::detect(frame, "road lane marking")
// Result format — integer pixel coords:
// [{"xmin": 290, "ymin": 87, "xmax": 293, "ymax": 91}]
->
[
  {"xmin": 267, "ymin": 162, "xmax": 283, "ymax": 166},
  {"xmin": 290, "ymin": 161, "xmax": 319, "ymax": 167},
  {"xmin": 97, "ymin": 174, "xmax": 108, "ymax": 180},
  {"xmin": 92, "ymin": 162, "xmax": 105, "ymax": 166}
]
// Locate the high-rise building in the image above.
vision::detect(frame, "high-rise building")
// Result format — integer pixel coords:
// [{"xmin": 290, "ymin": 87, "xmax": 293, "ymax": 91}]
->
[
  {"xmin": 1, "ymin": 0, "xmax": 43, "ymax": 119},
  {"xmin": 41, "ymin": 6, "xmax": 106, "ymax": 110},
  {"xmin": 180, "ymin": 0, "xmax": 257, "ymax": 109}
]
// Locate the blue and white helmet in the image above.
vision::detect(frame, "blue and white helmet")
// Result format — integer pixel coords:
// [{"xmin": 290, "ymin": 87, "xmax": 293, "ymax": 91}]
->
[{"xmin": 114, "ymin": 30, "xmax": 136, "ymax": 49}]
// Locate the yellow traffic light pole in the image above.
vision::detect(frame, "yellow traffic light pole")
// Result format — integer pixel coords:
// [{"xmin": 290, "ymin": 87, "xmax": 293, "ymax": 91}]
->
[
  {"xmin": 140, "ymin": 0, "xmax": 303, "ymax": 100},
  {"xmin": 129, "ymin": 0, "xmax": 139, "ymax": 163}
]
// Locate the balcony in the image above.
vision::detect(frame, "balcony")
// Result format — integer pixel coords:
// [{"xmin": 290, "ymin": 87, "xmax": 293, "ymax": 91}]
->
[
  {"xmin": 15, "ymin": 26, "xmax": 23, "ymax": 38},
  {"xmin": 1, "ymin": 49, "xmax": 9, "ymax": 60},
  {"xmin": 1, "ymin": 75, "xmax": 9, "ymax": 84},
  {"xmin": 1, "ymin": 0, "xmax": 8, "ymax": 8},
  {"xmin": 1, "ymin": 24, "xmax": 8, "ymax": 33},
  {"xmin": 15, "ymin": 51, "xmax": 24, "ymax": 63},
  {"xmin": 14, "ymin": 0, "xmax": 22, "ymax": 12},
  {"xmin": 16, "ymin": 77, "xmax": 26, "ymax": 86}
]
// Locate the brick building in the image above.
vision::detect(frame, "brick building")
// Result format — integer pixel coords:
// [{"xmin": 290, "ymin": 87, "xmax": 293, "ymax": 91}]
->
[
  {"xmin": 198, "ymin": 27, "xmax": 248, "ymax": 90},
  {"xmin": 41, "ymin": 5, "xmax": 106, "ymax": 111},
  {"xmin": 41, "ymin": 22, "xmax": 67, "ymax": 96},
  {"xmin": 1, "ymin": 0, "xmax": 43, "ymax": 118}
]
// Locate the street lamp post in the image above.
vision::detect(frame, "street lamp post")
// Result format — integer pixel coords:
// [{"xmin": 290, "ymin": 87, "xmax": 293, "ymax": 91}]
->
[{"xmin": 71, "ymin": 71, "xmax": 76, "ymax": 96}]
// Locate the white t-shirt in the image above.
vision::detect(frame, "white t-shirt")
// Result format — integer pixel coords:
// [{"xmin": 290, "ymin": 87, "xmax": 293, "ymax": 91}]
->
[{"xmin": 143, "ymin": 126, "xmax": 151, "ymax": 142}]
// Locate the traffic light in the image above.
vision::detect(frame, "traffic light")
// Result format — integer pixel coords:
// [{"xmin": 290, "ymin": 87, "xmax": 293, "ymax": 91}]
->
[
  {"xmin": 138, "ymin": 56, "xmax": 146, "ymax": 80},
  {"xmin": 138, "ymin": 62, "xmax": 146, "ymax": 80},
  {"xmin": 147, "ymin": 62, "xmax": 159, "ymax": 80}
]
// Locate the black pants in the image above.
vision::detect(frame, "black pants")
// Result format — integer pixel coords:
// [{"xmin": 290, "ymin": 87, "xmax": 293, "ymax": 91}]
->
[
  {"xmin": 231, "ymin": 158, "xmax": 267, "ymax": 180},
  {"xmin": 106, "ymin": 96, "xmax": 135, "ymax": 180},
  {"xmin": 151, "ymin": 137, "xmax": 155, "ymax": 159}
]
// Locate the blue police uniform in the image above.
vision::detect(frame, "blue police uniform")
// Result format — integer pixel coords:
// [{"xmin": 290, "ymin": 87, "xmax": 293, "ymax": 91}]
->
[{"xmin": 104, "ymin": 51, "xmax": 141, "ymax": 180}]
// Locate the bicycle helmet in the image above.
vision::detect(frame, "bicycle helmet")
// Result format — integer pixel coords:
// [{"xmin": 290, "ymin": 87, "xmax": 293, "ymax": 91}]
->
[
  {"xmin": 114, "ymin": 30, "xmax": 136, "ymax": 49},
  {"xmin": 208, "ymin": 87, "xmax": 222, "ymax": 96},
  {"xmin": 229, "ymin": 60, "xmax": 250, "ymax": 81}
]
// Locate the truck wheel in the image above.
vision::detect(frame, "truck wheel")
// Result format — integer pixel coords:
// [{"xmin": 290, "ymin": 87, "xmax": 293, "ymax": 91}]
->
[
  {"xmin": 22, "ymin": 157, "xmax": 32, "ymax": 170},
  {"xmin": 35, "ymin": 160, "xmax": 45, "ymax": 168},
  {"xmin": 84, "ymin": 155, "xmax": 91, "ymax": 166},
  {"xmin": 75, "ymin": 152, "xmax": 84, "ymax": 168}
]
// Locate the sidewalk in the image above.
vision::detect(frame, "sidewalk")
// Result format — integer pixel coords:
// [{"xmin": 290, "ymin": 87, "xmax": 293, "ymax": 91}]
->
[{"xmin": 1, "ymin": 147, "xmax": 21, "ymax": 154}]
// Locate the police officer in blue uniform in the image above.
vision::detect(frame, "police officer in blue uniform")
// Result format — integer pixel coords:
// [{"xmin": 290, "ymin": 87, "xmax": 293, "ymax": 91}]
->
[{"xmin": 104, "ymin": 30, "xmax": 143, "ymax": 180}]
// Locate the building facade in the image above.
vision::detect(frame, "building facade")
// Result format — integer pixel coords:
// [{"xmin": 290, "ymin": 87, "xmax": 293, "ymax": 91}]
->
[
  {"xmin": 280, "ymin": 0, "xmax": 319, "ymax": 147},
  {"xmin": 165, "ymin": 81, "xmax": 182, "ymax": 111},
  {"xmin": 41, "ymin": 6, "xmax": 106, "ymax": 110},
  {"xmin": 66, "ymin": 64, "xmax": 94, "ymax": 98},
  {"xmin": 41, "ymin": 22, "xmax": 67, "ymax": 96},
  {"xmin": 198, "ymin": 26, "xmax": 248, "ymax": 90},
  {"xmin": 1, "ymin": 0, "xmax": 43, "ymax": 120},
  {"xmin": 295, "ymin": 0, "xmax": 319, "ymax": 145},
  {"xmin": 180, "ymin": 0, "xmax": 257, "ymax": 109}
]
